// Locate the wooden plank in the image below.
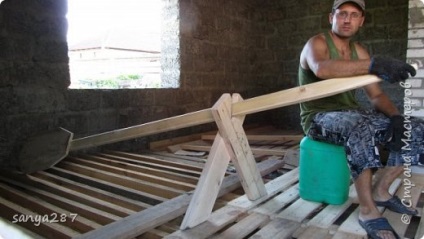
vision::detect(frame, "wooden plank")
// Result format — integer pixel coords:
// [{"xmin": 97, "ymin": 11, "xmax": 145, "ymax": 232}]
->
[
  {"xmin": 332, "ymin": 231, "xmax": 366, "ymax": 239},
  {"xmin": 145, "ymin": 151, "xmax": 207, "ymax": 167},
  {"xmin": 252, "ymin": 183, "xmax": 300, "ymax": 215},
  {"xmin": 275, "ymin": 198, "xmax": 322, "ymax": 222},
  {"xmin": 68, "ymin": 155, "xmax": 199, "ymax": 186},
  {"xmin": 71, "ymin": 109, "xmax": 215, "ymax": 151},
  {"xmin": 0, "ymin": 182, "xmax": 99, "ymax": 233},
  {"xmin": 211, "ymin": 94, "xmax": 266, "ymax": 200},
  {"xmin": 70, "ymin": 75, "xmax": 380, "ymax": 151},
  {"xmin": 166, "ymin": 206, "xmax": 245, "ymax": 239},
  {"xmin": 307, "ymin": 184, "xmax": 357, "ymax": 229},
  {"xmin": 56, "ymin": 161, "xmax": 177, "ymax": 200},
  {"xmin": 307, "ymin": 198, "xmax": 354, "ymax": 229},
  {"xmin": 101, "ymin": 151, "xmax": 204, "ymax": 173},
  {"xmin": 0, "ymin": 176, "xmax": 121, "ymax": 225},
  {"xmin": 179, "ymin": 143, "xmax": 287, "ymax": 156},
  {"xmin": 335, "ymin": 207, "xmax": 367, "ymax": 237},
  {"xmin": 201, "ymin": 134, "xmax": 304, "ymax": 142},
  {"xmin": 149, "ymin": 132, "xmax": 206, "ymax": 150},
  {"xmin": 46, "ymin": 166, "xmax": 162, "ymax": 205},
  {"xmin": 180, "ymin": 133, "xmax": 232, "ymax": 229},
  {"xmin": 23, "ymin": 173, "xmax": 135, "ymax": 217},
  {"xmin": 296, "ymin": 226, "xmax": 332, "ymax": 239},
  {"xmin": 65, "ymin": 156, "xmax": 195, "ymax": 191},
  {"xmin": 210, "ymin": 213, "xmax": 270, "ymax": 239},
  {"xmin": 249, "ymin": 218, "xmax": 301, "ymax": 239},
  {"xmin": 74, "ymin": 158, "xmax": 283, "ymax": 239},
  {"xmin": 232, "ymin": 75, "xmax": 380, "ymax": 116},
  {"xmin": 229, "ymin": 168, "xmax": 299, "ymax": 210},
  {"xmin": 0, "ymin": 197, "xmax": 79, "ymax": 238},
  {"xmin": 33, "ymin": 171, "xmax": 149, "ymax": 211}
]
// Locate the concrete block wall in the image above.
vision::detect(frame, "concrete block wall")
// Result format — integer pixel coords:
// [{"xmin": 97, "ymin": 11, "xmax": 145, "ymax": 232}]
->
[
  {"xmin": 0, "ymin": 0, "xmax": 273, "ymax": 171},
  {"xmin": 0, "ymin": 0, "xmax": 416, "ymax": 171},
  {"xmin": 407, "ymin": 0, "xmax": 424, "ymax": 118}
]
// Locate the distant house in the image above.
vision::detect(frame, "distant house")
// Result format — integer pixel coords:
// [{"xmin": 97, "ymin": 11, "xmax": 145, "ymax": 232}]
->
[{"xmin": 68, "ymin": 27, "xmax": 161, "ymax": 89}]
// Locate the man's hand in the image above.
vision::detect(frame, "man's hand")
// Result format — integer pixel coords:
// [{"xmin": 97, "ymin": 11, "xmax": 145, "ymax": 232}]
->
[
  {"xmin": 385, "ymin": 115, "xmax": 406, "ymax": 151},
  {"xmin": 369, "ymin": 56, "xmax": 416, "ymax": 83}
]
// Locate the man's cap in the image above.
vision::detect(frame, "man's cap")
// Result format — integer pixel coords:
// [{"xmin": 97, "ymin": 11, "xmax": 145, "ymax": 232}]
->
[{"xmin": 333, "ymin": 0, "xmax": 365, "ymax": 11}]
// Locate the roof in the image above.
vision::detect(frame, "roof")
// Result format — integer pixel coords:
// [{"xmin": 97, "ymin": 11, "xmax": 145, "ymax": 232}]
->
[{"xmin": 69, "ymin": 27, "xmax": 161, "ymax": 53}]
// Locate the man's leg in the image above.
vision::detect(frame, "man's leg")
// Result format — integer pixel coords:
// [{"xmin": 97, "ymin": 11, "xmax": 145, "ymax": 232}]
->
[
  {"xmin": 308, "ymin": 110, "xmax": 401, "ymax": 238},
  {"xmin": 355, "ymin": 168, "xmax": 399, "ymax": 239},
  {"xmin": 372, "ymin": 166, "xmax": 403, "ymax": 201}
]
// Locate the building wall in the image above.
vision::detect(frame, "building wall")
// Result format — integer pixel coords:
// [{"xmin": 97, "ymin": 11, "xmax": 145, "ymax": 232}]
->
[
  {"xmin": 0, "ymin": 0, "xmax": 415, "ymax": 171},
  {"xmin": 407, "ymin": 0, "xmax": 424, "ymax": 117}
]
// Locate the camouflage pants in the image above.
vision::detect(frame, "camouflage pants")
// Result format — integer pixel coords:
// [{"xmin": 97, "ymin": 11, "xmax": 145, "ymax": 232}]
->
[{"xmin": 307, "ymin": 109, "xmax": 424, "ymax": 179}]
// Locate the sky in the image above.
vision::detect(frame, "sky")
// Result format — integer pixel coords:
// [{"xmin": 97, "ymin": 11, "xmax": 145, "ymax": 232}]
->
[{"xmin": 66, "ymin": 0, "xmax": 162, "ymax": 45}]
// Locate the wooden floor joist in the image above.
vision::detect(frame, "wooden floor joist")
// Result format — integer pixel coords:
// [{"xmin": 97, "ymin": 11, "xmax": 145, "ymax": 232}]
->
[{"xmin": 2, "ymin": 126, "xmax": 424, "ymax": 238}]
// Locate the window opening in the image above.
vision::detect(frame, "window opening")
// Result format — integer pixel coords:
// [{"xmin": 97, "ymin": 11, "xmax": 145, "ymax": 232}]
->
[{"xmin": 67, "ymin": 0, "xmax": 163, "ymax": 89}]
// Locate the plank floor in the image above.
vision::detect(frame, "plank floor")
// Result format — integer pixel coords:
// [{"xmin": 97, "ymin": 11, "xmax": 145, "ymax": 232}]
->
[{"xmin": 0, "ymin": 126, "xmax": 423, "ymax": 239}]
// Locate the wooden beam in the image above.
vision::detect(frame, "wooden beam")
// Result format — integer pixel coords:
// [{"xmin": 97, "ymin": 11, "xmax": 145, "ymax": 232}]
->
[
  {"xmin": 231, "ymin": 75, "xmax": 380, "ymax": 116},
  {"xmin": 201, "ymin": 134, "xmax": 304, "ymax": 142},
  {"xmin": 178, "ymin": 143, "xmax": 287, "ymax": 156},
  {"xmin": 70, "ymin": 75, "xmax": 380, "ymax": 151}
]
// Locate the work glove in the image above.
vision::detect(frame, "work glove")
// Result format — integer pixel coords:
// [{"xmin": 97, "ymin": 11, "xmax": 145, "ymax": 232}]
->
[
  {"xmin": 384, "ymin": 115, "xmax": 406, "ymax": 151},
  {"xmin": 369, "ymin": 56, "xmax": 416, "ymax": 83}
]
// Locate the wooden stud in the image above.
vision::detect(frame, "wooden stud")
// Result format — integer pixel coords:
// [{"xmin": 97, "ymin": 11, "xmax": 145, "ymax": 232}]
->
[
  {"xmin": 179, "ymin": 133, "xmax": 232, "ymax": 229},
  {"xmin": 212, "ymin": 94, "xmax": 267, "ymax": 200}
]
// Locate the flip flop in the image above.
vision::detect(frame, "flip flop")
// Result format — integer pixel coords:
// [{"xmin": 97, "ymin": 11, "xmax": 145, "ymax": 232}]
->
[
  {"xmin": 375, "ymin": 195, "xmax": 418, "ymax": 215},
  {"xmin": 358, "ymin": 217, "xmax": 400, "ymax": 239}
]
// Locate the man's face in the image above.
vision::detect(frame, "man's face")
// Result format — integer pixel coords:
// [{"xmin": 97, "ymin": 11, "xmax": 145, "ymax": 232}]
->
[{"xmin": 329, "ymin": 3, "xmax": 364, "ymax": 38}]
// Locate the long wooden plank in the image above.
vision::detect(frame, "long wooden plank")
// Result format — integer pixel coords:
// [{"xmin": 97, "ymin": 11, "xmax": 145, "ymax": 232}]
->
[
  {"xmin": 209, "ymin": 213, "xmax": 270, "ymax": 239},
  {"xmin": 275, "ymin": 198, "xmax": 322, "ymax": 223},
  {"xmin": 65, "ymin": 156, "xmax": 195, "ymax": 191},
  {"xmin": 46, "ymin": 166, "xmax": 162, "ymax": 205},
  {"xmin": 71, "ymin": 155, "xmax": 199, "ymax": 186},
  {"xmin": 103, "ymin": 151, "xmax": 205, "ymax": 172},
  {"xmin": 252, "ymin": 183, "xmax": 300, "ymax": 215},
  {"xmin": 33, "ymin": 171, "xmax": 149, "ymax": 211},
  {"xmin": 56, "ymin": 161, "xmax": 179, "ymax": 200},
  {"xmin": 201, "ymin": 134, "xmax": 304, "ymax": 142},
  {"xmin": 74, "ymin": 158, "xmax": 284, "ymax": 239},
  {"xmin": 249, "ymin": 218, "xmax": 301, "ymax": 239},
  {"xmin": 166, "ymin": 205, "xmax": 245, "ymax": 239},
  {"xmin": 179, "ymin": 143, "xmax": 287, "ymax": 156},
  {"xmin": 70, "ymin": 75, "xmax": 380, "ymax": 150}
]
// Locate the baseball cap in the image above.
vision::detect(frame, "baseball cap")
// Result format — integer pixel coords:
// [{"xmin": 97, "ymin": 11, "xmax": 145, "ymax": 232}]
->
[{"xmin": 333, "ymin": 0, "xmax": 365, "ymax": 11}]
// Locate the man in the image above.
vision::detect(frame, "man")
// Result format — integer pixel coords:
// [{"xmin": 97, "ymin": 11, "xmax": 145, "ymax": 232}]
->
[{"xmin": 299, "ymin": 0, "xmax": 424, "ymax": 238}]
